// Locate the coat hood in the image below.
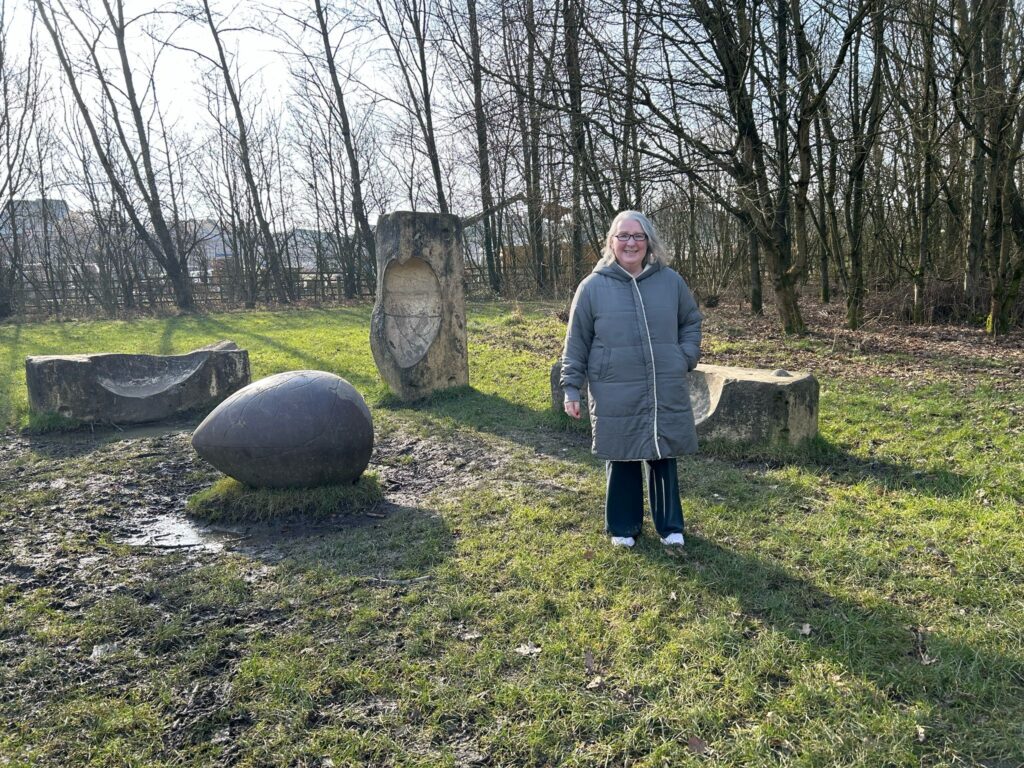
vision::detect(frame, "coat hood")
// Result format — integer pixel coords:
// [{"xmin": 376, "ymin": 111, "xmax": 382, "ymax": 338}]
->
[{"xmin": 593, "ymin": 260, "xmax": 663, "ymax": 282}]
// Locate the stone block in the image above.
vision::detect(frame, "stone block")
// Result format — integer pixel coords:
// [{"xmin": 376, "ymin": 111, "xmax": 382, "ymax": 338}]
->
[
  {"xmin": 25, "ymin": 341, "xmax": 250, "ymax": 424},
  {"xmin": 551, "ymin": 362, "xmax": 818, "ymax": 446},
  {"xmin": 370, "ymin": 211, "xmax": 469, "ymax": 400},
  {"xmin": 191, "ymin": 370, "xmax": 373, "ymax": 489}
]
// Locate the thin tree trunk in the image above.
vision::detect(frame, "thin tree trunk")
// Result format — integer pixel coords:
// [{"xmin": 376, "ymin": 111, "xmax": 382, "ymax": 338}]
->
[
  {"xmin": 314, "ymin": 0, "xmax": 377, "ymax": 276},
  {"xmin": 201, "ymin": 0, "xmax": 290, "ymax": 303},
  {"xmin": 466, "ymin": 0, "xmax": 499, "ymax": 293}
]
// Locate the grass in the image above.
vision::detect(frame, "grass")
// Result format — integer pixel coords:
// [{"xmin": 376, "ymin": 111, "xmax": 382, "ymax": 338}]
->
[
  {"xmin": 1, "ymin": 301, "xmax": 1023, "ymax": 766},
  {"xmin": 187, "ymin": 474, "xmax": 384, "ymax": 523}
]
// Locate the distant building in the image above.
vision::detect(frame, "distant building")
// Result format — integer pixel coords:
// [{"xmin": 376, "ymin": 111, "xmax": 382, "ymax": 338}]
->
[
  {"xmin": 189, "ymin": 219, "xmax": 234, "ymax": 274},
  {"xmin": 286, "ymin": 227, "xmax": 345, "ymax": 272},
  {"xmin": 0, "ymin": 198, "xmax": 69, "ymax": 241}
]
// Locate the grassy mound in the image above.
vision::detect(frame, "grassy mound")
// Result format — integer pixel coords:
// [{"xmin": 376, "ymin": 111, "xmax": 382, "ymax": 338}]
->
[{"xmin": 187, "ymin": 472, "xmax": 383, "ymax": 523}]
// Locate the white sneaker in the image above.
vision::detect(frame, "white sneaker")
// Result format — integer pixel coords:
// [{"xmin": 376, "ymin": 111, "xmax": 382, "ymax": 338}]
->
[
  {"xmin": 660, "ymin": 532, "xmax": 685, "ymax": 546},
  {"xmin": 610, "ymin": 536, "xmax": 635, "ymax": 548}
]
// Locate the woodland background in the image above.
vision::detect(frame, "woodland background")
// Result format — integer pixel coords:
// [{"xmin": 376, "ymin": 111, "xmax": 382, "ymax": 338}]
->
[{"xmin": 2, "ymin": 0, "xmax": 1024, "ymax": 334}]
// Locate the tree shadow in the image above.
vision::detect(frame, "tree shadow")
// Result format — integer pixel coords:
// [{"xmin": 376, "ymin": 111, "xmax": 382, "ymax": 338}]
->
[
  {"xmin": 0, "ymin": 322, "xmax": 23, "ymax": 425},
  {"xmin": 219, "ymin": 498, "xmax": 454, "ymax": 582},
  {"xmin": 193, "ymin": 312, "xmax": 381, "ymax": 393},
  {"xmin": 635, "ymin": 535, "xmax": 1024, "ymax": 762},
  {"xmin": 708, "ymin": 435, "xmax": 972, "ymax": 498},
  {"xmin": 402, "ymin": 386, "xmax": 970, "ymax": 499},
  {"xmin": 157, "ymin": 315, "xmax": 186, "ymax": 355}
]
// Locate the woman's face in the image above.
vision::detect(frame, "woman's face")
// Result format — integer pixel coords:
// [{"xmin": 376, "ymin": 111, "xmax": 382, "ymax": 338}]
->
[{"xmin": 611, "ymin": 217, "xmax": 648, "ymax": 276}]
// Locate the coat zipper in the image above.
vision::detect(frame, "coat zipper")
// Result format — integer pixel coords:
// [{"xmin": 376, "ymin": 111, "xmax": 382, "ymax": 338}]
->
[{"xmin": 629, "ymin": 272, "xmax": 661, "ymax": 459}]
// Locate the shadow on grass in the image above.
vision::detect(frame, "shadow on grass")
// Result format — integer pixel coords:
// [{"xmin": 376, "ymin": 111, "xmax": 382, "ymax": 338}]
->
[
  {"xmin": 195, "ymin": 311, "xmax": 381, "ymax": 393},
  {"xmin": 158, "ymin": 315, "xmax": 186, "ymax": 355},
  {"xmin": 702, "ymin": 435, "xmax": 971, "ymax": 497},
  {"xmin": 23, "ymin": 417, "xmax": 201, "ymax": 459},
  {"xmin": 404, "ymin": 386, "xmax": 969, "ymax": 499},
  {"xmin": 227, "ymin": 498, "xmax": 454, "ymax": 582},
  {"xmin": 0, "ymin": 322, "xmax": 23, "ymax": 426},
  {"xmin": 645, "ymin": 535, "xmax": 1024, "ymax": 759}
]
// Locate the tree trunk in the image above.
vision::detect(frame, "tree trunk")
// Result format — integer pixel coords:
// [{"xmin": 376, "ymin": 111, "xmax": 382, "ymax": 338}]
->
[
  {"xmin": 564, "ymin": 0, "xmax": 585, "ymax": 286},
  {"xmin": 466, "ymin": 0, "xmax": 500, "ymax": 293},
  {"xmin": 314, "ymin": 0, "xmax": 377, "ymax": 279},
  {"xmin": 201, "ymin": 0, "xmax": 290, "ymax": 304},
  {"xmin": 748, "ymin": 227, "xmax": 763, "ymax": 315}
]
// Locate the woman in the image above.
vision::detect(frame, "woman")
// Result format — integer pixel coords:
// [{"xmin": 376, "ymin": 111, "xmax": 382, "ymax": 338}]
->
[{"xmin": 561, "ymin": 210, "xmax": 702, "ymax": 548}]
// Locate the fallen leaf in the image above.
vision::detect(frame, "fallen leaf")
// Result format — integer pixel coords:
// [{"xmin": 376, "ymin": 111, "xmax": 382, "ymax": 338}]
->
[
  {"xmin": 460, "ymin": 631, "xmax": 482, "ymax": 641},
  {"xmin": 798, "ymin": 623, "xmax": 812, "ymax": 636},
  {"xmin": 920, "ymin": 653, "xmax": 938, "ymax": 666},
  {"xmin": 669, "ymin": 591, "xmax": 678, "ymax": 602},
  {"xmin": 916, "ymin": 725, "xmax": 926, "ymax": 742},
  {"xmin": 585, "ymin": 675, "xmax": 604, "ymax": 690},
  {"xmin": 687, "ymin": 736, "xmax": 707, "ymax": 754},
  {"xmin": 515, "ymin": 642, "xmax": 541, "ymax": 656}
]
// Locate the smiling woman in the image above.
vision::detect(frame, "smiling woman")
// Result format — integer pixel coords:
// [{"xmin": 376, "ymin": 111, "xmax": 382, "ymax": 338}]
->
[{"xmin": 560, "ymin": 210, "xmax": 703, "ymax": 549}]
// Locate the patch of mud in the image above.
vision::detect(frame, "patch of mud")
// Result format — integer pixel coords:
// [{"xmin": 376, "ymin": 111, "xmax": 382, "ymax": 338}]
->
[
  {"xmin": 121, "ymin": 513, "xmax": 233, "ymax": 552},
  {"xmin": 372, "ymin": 431, "xmax": 508, "ymax": 506},
  {"xmin": 0, "ymin": 421, "xmax": 512, "ymax": 573}
]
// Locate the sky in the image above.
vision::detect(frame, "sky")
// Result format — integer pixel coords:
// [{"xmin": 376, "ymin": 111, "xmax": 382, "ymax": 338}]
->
[
  {"xmin": 5, "ymin": 0, "xmax": 391, "ymax": 217},
  {"xmin": 7, "ymin": 0, "xmax": 387, "ymax": 128}
]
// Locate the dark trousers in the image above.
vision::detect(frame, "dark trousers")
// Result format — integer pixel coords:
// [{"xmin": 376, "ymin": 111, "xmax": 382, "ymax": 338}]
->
[{"xmin": 605, "ymin": 458, "xmax": 684, "ymax": 538}]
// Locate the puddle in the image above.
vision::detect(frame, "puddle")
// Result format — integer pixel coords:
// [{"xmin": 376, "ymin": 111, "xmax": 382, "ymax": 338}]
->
[{"xmin": 121, "ymin": 513, "xmax": 236, "ymax": 552}]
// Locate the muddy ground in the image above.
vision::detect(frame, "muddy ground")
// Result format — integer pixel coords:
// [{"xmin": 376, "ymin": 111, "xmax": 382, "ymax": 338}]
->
[
  {"xmin": 0, "ymin": 421, "xmax": 525, "ymax": 723},
  {"xmin": 0, "ymin": 420, "xmax": 513, "ymax": 561}
]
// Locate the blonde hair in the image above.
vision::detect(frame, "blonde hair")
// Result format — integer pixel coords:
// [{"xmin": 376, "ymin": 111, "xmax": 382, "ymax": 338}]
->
[{"xmin": 597, "ymin": 210, "xmax": 668, "ymax": 269}]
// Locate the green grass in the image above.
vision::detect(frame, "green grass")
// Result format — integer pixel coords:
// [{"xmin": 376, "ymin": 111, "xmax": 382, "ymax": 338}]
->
[
  {"xmin": 187, "ymin": 474, "xmax": 384, "ymax": 523},
  {"xmin": 0, "ymin": 306, "xmax": 384, "ymax": 430},
  {"xmin": 1, "ymin": 301, "xmax": 1023, "ymax": 766}
]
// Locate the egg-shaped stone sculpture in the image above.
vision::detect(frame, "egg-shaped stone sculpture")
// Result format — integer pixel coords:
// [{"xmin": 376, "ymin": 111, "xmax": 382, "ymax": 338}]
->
[{"xmin": 191, "ymin": 370, "xmax": 373, "ymax": 488}]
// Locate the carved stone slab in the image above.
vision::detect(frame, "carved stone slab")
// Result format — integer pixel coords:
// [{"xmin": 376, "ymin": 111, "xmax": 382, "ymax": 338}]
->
[
  {"xmin": 191, "ymin": 370, "xmax": 373, "ymax": 489},
  {"xmin": 551, "ymin": 362, "xmax": 819, "ymax": 446},
  {"xmin": 25, "ymin": 340, "xmax": 250, "ymax": 424},
  {"xmin": 370, "ymin": 211, "xmax": 469, "ymax": 400}
]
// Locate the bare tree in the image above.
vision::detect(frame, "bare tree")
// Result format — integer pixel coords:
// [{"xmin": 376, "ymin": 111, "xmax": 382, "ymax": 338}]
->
[
  {"xmin": 369, "ymin": 0, "xmax": 450, "ymax": 214},
  {"xmin": 182, "ymin": 0, "xmax": 293, "ymax": 303},
  {"xmin": 0, "ymin": 0, "xmax": 44, "ymax": 318},
  {"xmin": 32, "ymin": 0, "xmax": 197, "ymax": 309},
  {"xmin": 951, "ymin": 0, "xmax": 1024, "ymax": 335},
  {"xmin": 438, "ymin": 0, "xmax": 502, "ymax": 291}
]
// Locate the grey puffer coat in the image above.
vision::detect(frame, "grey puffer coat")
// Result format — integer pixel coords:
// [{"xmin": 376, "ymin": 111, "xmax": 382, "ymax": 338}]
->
[{"xmin": 560, "ymin": 261, "xmax": 702, "ymax": 460}]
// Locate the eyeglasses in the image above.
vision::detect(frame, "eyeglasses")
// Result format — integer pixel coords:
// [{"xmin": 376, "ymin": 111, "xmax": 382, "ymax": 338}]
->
[{"xmin": 614, "ymin": 233, "xmax": 647, "ymax": 242}]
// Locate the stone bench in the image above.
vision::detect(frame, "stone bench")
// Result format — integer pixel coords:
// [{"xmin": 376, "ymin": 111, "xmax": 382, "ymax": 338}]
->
[
  {"xmin": 550, "ymin": 362, "xmax": 818, "ymax": 446},
  {"xmin": 26, "ymin": 340, "xmax": 250, "ymax": 425}
]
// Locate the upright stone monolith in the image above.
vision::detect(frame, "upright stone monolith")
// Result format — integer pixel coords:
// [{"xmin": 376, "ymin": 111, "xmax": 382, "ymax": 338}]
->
[{"xmin": 370, "ymin": 211, "xmax": 469, "ymax": 400}]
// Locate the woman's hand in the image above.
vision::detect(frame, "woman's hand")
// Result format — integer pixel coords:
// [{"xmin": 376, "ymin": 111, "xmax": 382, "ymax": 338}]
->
[{"xmin": 564, "ymin": 399, "xmax": 581, "ymax": 419}]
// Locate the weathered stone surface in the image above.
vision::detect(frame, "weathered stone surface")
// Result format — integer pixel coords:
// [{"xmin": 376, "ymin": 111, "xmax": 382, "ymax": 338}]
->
[
  {"xmin": 191, "ymin": 370, "xmax": 373, "ymax": 488},
  {"xmin": 25, "ymin": 341, "xmax": 250, "ymax": 425},
  {"xmin": 551, "ymin": 362, "xmax": 818, "ymax": 446},
  {"xmin": 370, "ymin": 211, "xmax": 469, "ymax": 401},
  {"xmin": 687, "ymin": 364, "xmax": 818, "ymax": 445}
]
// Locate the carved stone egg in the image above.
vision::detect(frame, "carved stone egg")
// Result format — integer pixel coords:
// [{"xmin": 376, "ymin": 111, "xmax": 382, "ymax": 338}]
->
[{"xmin": 191, "ymin": 370, "xmax": 373, "ymax": 488}]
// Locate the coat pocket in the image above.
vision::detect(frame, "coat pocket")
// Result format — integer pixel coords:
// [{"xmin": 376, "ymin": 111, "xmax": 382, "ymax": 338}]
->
[{"xmin": 590, "ymin": 346, "xmax": 611, "ymax": 380}]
